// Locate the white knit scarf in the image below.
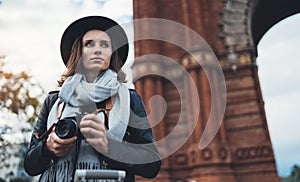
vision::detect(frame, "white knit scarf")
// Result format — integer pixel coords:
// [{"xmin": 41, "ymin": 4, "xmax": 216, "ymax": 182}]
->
[
  {"xmin": 40, "ymin": 69, "xmax": 130, "ymax": 182},
  {"xmin": 48, "ymin": 69, "xmax": 130, "ymax": 142}
]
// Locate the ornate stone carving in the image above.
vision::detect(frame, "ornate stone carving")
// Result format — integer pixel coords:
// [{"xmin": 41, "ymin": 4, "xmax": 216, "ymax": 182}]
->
[
  {"xmin": 201, "ymin": 148, "xmax": 213, "ymax": 161},
  {"xmin": 174, "ymin": 153, "xmax": 189, "ymax": 166},
  {"xmin": 218, "ymin": 147, "xmax": 228, "ymax": 160},
  {"xmin": 234, "ymin": 145, "xmax": 272, "ymax": 160}
]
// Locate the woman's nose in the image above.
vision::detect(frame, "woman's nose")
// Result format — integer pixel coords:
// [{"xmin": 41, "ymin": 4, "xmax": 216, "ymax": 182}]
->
[
  {"xmin": 95, "ymin": 49, "xmax": 101, "ymax": 55},
  {"xmin": 94, "ymin": 44, "xmax": 102, "ymax": 55}
]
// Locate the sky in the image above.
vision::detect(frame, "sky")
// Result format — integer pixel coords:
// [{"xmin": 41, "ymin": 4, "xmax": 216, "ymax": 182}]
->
[
  {"xmin": 0, "ymin": 0, "xmax": 299, "ymax": 178},
  {"xmin": 256, "ymin": 13, "xmax": 300, "ymax": 177},
  {"xmin": 0, "ymin": 0, "xmax": 135, "ymax": 90}
]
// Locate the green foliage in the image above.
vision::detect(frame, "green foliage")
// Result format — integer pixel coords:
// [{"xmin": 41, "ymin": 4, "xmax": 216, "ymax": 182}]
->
[{"xmin": 282, "ymin": 165, "xmax": 300, "ymax": 182}]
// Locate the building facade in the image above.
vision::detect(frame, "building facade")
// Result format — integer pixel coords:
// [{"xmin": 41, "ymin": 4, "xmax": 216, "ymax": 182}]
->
[{"xmin": 132, "ymin": 0, "xmax": 300, "ymax": 181}]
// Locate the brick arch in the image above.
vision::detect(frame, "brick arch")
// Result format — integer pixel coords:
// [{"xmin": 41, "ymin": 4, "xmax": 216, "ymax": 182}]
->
[
  {"xmin": 133, "ymin": 0, "xmax": 287, "ymax": 181},
  {"xmin": 251, "ymin": 0, "xmax": 300, "ymax": 48}
]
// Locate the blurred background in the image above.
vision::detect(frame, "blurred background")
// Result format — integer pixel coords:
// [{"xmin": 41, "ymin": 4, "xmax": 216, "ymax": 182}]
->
[{"xmin": 0, "ymin": 0, "xmax": 299, "ymax": 181}]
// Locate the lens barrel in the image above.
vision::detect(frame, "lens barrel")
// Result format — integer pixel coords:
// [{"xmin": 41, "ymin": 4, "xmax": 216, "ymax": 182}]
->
[{"xmin": 55, "ymin": 117, "xmax": 78, "ymax": 139}]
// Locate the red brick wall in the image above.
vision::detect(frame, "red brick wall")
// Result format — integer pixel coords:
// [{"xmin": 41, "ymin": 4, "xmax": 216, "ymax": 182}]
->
[{"xmin": 133, "ymin": 0, "xmax": 280, "ymax": 181}]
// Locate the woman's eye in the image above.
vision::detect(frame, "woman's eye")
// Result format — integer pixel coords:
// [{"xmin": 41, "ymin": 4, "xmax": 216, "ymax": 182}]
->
[
  {"xmin": 85, "ymin": 41, "xmax": 94, "ymax": 47},
  {"xmin": 100, "ymin": 41, "xmax": 110, "ymax": 48}
]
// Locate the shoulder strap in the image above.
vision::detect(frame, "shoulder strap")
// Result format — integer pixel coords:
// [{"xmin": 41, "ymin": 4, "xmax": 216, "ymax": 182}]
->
[
  {"xmin": 96, "ymin": 97, "xmax": 112, "ymax": 130},
  {"xmin": 34, "ymin": 91, "xmax": 61, "ymax": 141},
  {"xmin": 47, "ymin": 90, "xmax": 59, "ymax": 112},
  {"xmin": 96, "ymin": 97, "xmax": 112, "ymax": 110},
  {"xmin": 105, "ymin": 98, "xmax": 113, "ymax": 110},
  {"xmin": 47, "ymin": 90, "xmax": 65, "ymax": 120},
  {"xmin": 57, "ymin": 101, "xmax": 65, "ymax": 120}
]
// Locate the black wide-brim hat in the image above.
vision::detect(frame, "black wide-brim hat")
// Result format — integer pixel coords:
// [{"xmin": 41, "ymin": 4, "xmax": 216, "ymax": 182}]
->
[{"xmin": 60, "ymin": 16, "xmax": 129, "ymax": 67}]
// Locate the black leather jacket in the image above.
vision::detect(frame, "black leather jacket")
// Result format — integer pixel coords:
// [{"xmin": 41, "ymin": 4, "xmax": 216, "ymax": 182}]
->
[{"xmin": 24, "ymin": 89, "xmax": 161, "ymax": 182}]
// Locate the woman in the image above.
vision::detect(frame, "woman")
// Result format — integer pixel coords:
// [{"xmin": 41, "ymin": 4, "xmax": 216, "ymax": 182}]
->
[{"xmin": 24, "ymin": 16, "xmax": 161, "ymax": 182}]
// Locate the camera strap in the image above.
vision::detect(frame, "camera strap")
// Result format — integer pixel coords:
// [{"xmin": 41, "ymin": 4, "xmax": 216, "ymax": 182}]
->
[{"xmin": 34, "ymin": 101, "xmax": 65, "ymax": 141}]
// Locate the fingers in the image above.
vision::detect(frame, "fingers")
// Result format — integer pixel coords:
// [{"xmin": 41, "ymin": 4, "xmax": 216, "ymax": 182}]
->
[
  {"xmin": 80, "ymin": 113, "xmax": 109, "ymax": 154},
  {"xmin": 80, "ymin": 113, "xmax": 106, "ymax": 137},
  {"xmin": 80, "ymin": 127, "xmax": 106, "ymax": 138},
  {"xmin": 81, "ymin": 113, "xmax": 105, "ymax": 126},
  {"xmin": 45, "ymin": 113, "xmax": 109, "ymax": 157},
  {"xmin": 46, "ymin": 129, "xmax": 77, "ymax": 157}
]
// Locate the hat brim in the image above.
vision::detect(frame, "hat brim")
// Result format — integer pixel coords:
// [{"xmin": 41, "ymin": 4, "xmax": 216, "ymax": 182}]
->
[{"xmin": 60, "ymin": 16, "xmax": 129, "ymax": 67}]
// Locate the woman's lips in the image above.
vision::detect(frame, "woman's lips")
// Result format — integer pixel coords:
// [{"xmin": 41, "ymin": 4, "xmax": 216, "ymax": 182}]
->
[{"xmin": 90, "ymin": 57, "xmax": 105, "ymax": 62}]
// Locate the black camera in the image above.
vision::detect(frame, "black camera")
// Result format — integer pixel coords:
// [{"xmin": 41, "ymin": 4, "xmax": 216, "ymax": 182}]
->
[
  {"xmin": 55, "ymin": 117, "xmax": 78, "ymax": 139},
  {"xmin": 54, "ymin": 111, "xmax": 109, "ymax": 139}
]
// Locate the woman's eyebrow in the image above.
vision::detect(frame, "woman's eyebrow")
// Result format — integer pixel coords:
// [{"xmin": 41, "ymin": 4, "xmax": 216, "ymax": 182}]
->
[
  {"xmin": 100, "ymin": 39, "xmax": 111, "ymax": 43},
  {"xmin": 83, "ymin": 39, "xmax": 111, "ymax": 42},
  {"xmin": 83, "ymin": 39, "xmax": 93, "ymax": 42}
]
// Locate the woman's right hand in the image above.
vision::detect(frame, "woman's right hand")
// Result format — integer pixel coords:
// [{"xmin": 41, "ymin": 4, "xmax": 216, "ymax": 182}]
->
[{"xmin": 45, "ymin": 127, "xmax": 77, "ymax": 157}]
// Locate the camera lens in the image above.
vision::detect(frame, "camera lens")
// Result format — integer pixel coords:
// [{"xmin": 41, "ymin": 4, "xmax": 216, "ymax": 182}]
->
[{"xmin": 55, "ymin": 117, "xmax": 78, "ymax": 139}]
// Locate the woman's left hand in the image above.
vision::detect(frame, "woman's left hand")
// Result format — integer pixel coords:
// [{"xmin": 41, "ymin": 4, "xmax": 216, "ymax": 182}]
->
[{"xmin": 79, "ymin": 113, "xmax": 109, "ymax": 154}]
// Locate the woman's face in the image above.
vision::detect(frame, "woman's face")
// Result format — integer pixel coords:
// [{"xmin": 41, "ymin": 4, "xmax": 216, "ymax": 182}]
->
[{"xmin": 81, "ymin": 30, "xmax": 112, "ymax": 74}]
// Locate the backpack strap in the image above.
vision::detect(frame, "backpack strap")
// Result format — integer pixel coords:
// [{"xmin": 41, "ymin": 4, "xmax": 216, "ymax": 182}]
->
[
  {"xmin": 35, "ymin": 92, "xmax": 65, "ymax": 141},
  {"xmin": 96, "ymin": 97, "xmax": 112, "ymax": 130}
]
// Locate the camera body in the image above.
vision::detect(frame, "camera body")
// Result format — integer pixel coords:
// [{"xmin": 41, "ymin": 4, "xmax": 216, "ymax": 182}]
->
[
  {"xmin": 55, "ymin": 117, "xmax": 79, "ymax": 139},
  {"xmin": 54, "ymin": 110, "xmax": 108, "ymax": 139}
]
